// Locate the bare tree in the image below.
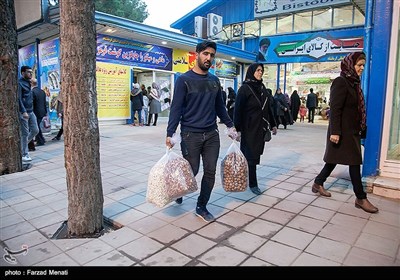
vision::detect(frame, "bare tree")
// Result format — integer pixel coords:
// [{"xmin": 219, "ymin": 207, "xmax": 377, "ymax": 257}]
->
[
  {"xmin": 0, "ymin": 0, "xmax": 22, "ymax": 175},
  {"xmin": 60, "ymin": 0, "xmax": 104, "ymax": 237}
]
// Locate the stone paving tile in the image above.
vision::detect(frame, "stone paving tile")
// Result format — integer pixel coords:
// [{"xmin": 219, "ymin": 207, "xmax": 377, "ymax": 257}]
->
[
  {"xmin": 273, "ymin": 199, "xmax": 308, "ymax": 214},
  {"xmin": 10, "ymin": 198, "xmax": 45, "ymax": 212},
  {"xmin": 4, "ymin": 230, "xmax": 48, "ymax": 251},
  {"xmin": 305, "ymin": 236, "xmax": 351, "ymax": 263},
  {"xmin": 141, "ymin": 247, "xmax": 191, "ymax": 266},
  {"xmin": 329, "ymin": 212, "xmax": 368, "ymax": 231},
  {"xmin": 343, "ymin": 247, "xmax": 396, "ymax": 266},
  {"xmin": 370, "ymin": 210, "xmax": 400, "ymax": 227},
  {"xmin": 285, "ymin": 191, "xmax": 317, "ymax": 205},
  {"xmin": 17, "ymin": 241, "xmax": 63, "ymax": 266},
  {"xmin": 110, "ymin": 208, "xmax": 147, "ymax": 225},
  {"xmin": 119, "ymin": 236, "xmax": 164, "ymax": 261},
  {"xmin": 223, "ymin": 230, "xmax": 266, "ymax": 254},
  {"xmin": 271, "ymin": 227, "xmax": 314, "ymax": 250},
  {"xmin": 363, "ymin": 220, "xmax": 400, "ymax": 241},
  {"xmin": 240, "ymin": 257, "xmax": 273, "ymax": 266},
  {"xmin": 263, "ymin": 186, "xmax": 292, "ymax": 199},
  {"xmin": 292, "ymin": 252, "xmax": 341, "ymax": 266},
  {"xmin": 212, "ymin": 196, "xmax": 246, "ymax": 210},
  {"xmin": 243, "ymin": 219, "xmax": 282, "ymax": 239},
  {"xmin": 100, "ymin": 226, "xmax": 142, "ymax": 248},
  {"xmin": 119, "ymin": 194, "xmax": 146, "ymax": 208},
  {"xmin": 198, "ymin": 245, "xmax": 248, "ymax": 266},
  {"xmin": 311, "ymin": 196, "xmax": 347, "ymax": 211},
  {"xmin": 253, "ymin": 240, "xmax": 301, "ymax": 266},
  {"xmin": 126, "ymin": 215, "xmax": 168, "ymax": 235},
  {"xmin": 250, "ymin": 194, "xmax": 280, "ymax": 208},
  {"xmin": 233, "ymin": 202, "xmax": 269, "ymax": 217},
  {"xmin": 19, "ymin": 205, "xmax": 55, "ymax": 220},
  {"xmin": 29, "ymin": 212, "xmax": 65, "ymax": 229},
  {"xmin": 147, "ymin": 223, "xmax": 189, "ymax": 244},
  {"xmin": 171, "ymin": 233, "xmax": 217, "ymax": 258},
  {"xmin": 299, "ymin": 205, "xmax": 336, "ymax": 222},
  {"xmin": 259, "ymin": 208, "xmax": 296, "ymax": 225},
  {"xmin": 217, "ymin": 210, "xmax": 254, "ymax": 229},
  {"xmin": 84, "ymin": 250, "xmax": 136, "ymax": 266},
  {"xmin": 103, "ymin": 201, "xmax": 131, "ymax": 217},
  {"xmin": 354, "ymin": 232, "xmax": 399, "ymax": 258},
  {"xmin": 287, "ymin": 215, "xmax": 327, "ymax": 235},
  {"xmin": 197, "ymin": 222, "xmax": 235, "ymax": 241},
  {"xmin": 35, "ymin": 253, "xmax": 79, "ymax": 266},
  {"xmin": 64, "ymin": 239, "xmax": 114, "ymax": 265},
  {"xmin": 318, "ymin": 222, "xmax": 361, "ymax": 245},
  {"xmin": 1, "ymin": 221, "xmax": 36, "ymax": 241}
]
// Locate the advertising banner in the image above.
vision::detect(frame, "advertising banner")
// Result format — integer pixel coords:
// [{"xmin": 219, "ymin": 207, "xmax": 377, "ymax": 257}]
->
[
  {"xmin": 96, "ymin": 62, "xmax": 131, "ymax": 120},
  {"xmin": 259, "ymin": 28, "xmax": 364, "ymax": 63},
  {"xmin": 97, "ymin": 34, "xmax": 172, "ymax": 71},
  {"xmin": 18, "ymin": 44, "xmax": 37, "ymax": 79},
  {"xmin": 38, "ymin": 38, "xmax": 61, "ymax": 128}
]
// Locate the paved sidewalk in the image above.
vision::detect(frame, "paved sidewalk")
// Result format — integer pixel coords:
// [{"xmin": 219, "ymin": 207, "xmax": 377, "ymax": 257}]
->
[{"xmin": 1, "ymin": 117, "xmax": 399, "ymax": 269}]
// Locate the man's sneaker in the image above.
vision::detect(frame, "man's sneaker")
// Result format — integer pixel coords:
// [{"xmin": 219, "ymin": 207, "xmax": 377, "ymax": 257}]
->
[
  {"xmin": 22, "ymin": 155, "xmax": 32, "ymax": 162},
  {"xmin": 195, "ymin": 206, "xmax": 215, "ymax": 223},
  {"xmin": 175, "ymin": 197, "xmax": 183, "ymax": 204}
]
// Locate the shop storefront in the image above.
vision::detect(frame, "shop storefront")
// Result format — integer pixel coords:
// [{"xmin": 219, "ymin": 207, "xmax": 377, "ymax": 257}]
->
[{"xmin": 379, "ymin": 0, "xmax": 400, "ymax": 179}]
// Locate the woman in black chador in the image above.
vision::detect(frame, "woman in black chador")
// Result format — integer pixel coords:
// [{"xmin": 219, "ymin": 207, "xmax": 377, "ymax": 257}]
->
[{"xmin": 234, "ymin": 63, "xmax": 277, "ymax": 195}]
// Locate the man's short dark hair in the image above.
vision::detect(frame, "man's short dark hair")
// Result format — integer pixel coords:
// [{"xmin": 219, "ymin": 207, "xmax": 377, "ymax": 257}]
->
[
  {"xmin": 259, "ymin": 38, "xmax": 270, "ymax": 48},
  {"xmin": 196, "ymin": 40, "xmax": 217, "ymax": 53},
  {"xmin": 21, "ymin": 65, "xmax": 32, "ymax": 74}
]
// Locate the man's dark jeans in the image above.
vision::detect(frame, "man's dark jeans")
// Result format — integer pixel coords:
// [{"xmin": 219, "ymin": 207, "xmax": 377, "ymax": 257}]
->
[{"xmin": 180, "ymin": 129, "xmax": 220, "ymax": 208}]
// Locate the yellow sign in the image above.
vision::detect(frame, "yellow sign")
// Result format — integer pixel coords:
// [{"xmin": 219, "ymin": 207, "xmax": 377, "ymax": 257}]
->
[
  {"xmin": 96, "ymin": 62, "xmax": 131, "ymax": 119},
  {"xmin": 172, "ymin": 49, "xmax": 191, "ymax": 73}
]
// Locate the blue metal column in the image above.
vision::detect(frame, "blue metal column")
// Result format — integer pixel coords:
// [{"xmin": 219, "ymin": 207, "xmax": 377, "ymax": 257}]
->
[{"xmin": 363, "ymin": 0, "xmax": 393, "ymax": 176}]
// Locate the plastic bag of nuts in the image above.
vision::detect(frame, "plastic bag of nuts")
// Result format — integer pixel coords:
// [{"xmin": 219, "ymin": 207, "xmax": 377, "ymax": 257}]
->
[
  {"xmin": 147, "ymin": 149, "xmax": 197, "ymax": 207},
  {"xmin": 221, "ymin": 141, "xmax": 248, "ymax": 192}
]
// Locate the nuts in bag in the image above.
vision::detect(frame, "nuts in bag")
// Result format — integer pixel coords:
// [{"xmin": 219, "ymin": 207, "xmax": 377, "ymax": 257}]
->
[
  {"xmin": 147, "ymin": 149, "xmax": 197, "ymax": 207},
  {"xmin": 221, "ymin": 141, "xmax": 248, "ymax": 192}
]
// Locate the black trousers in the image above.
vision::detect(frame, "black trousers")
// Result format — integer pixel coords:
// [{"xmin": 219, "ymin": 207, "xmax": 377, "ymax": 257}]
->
[{"xmin": 314, "ymin": 163, "xmax": 367, "ymax": 199}]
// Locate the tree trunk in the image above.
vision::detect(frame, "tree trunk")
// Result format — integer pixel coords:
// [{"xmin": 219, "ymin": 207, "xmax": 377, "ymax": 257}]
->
[
  {"xmin": 0, "ymin": 0, "xmax": 22, "ymax": 175},
  {"xmin": 60, "ymin": 0, "xmax": 104, "ymax": 237}
]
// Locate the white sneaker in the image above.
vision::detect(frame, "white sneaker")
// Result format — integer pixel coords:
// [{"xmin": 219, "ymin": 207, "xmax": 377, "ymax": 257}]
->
[{"xmin": 22, "ymin": 155, "xmax": 32, "ymax": 162}]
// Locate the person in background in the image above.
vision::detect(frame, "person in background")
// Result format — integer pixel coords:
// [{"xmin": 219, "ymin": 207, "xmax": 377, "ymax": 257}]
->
[
  {"xmin": 306, "ymin": 88, "xmax": 318, "ymax": 123},
  {"xmin": 29, "ymin": 78, "xmax": 48, "ymax": 148},
  {"xmin": 234, "ymin": 63, "xmax": 277, "ymax": 195},
  {"xmin": 312, "ymin": 52, "xmax": 378, "ymax": 214},
  {"xmin": 274, "ymin": 88, "xmax": 289, "ymax": 129},
  {"xmin": 52, "ymin": 91, "xmax": 64, "ymax": 141},
  {"xmin": 290, "ymin": 90, "xmax": 301, "ymax": 122},
  {"xmin": 141, "ymin": 84, "xmax": 149, "ymax": 125},
  {"xmin": 130, "ymin": 83, "xmax": 144, "ymax": 126},
  {"xmin": 299, "ymin": 103, "xmax": 307, "ymax": 122},
  {"xmin": 18, "ymin": 66, "xmax": 39, "ymax": 162},
  {"xmin": 147, "ymin": 82, "xmax": 162, "ymax": 126},
  {"xmin": 166, "ymin": 40, "xmax": 237, "ymax": 223},
  {"xmin": 226, "ymin": 87, "xmax": 236, "ymax": 121},
  {"xmin": 218, "ymin": 86, "xmax": 227, "ymax": 123}
]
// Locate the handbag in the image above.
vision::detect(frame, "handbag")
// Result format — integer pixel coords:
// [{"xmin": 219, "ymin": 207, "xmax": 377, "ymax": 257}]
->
[{"xmin": 264, "ymin": 129, "xmax": 272, "ymax": 142}]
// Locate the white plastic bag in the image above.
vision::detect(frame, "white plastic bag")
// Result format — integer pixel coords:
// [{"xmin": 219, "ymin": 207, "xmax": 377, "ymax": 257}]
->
[
  {"xmin": 147, "ymin": 149, "xmax": 197, "ymax": 207},
  {"xmin": 221, "ymin": 141, "xmax": 248, "ymax": 192}
]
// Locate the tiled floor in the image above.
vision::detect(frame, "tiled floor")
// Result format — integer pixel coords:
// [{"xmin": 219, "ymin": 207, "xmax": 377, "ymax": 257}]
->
[{"xmin": 1, "ymin": 118, "xmax": 399, "ymax": 268}]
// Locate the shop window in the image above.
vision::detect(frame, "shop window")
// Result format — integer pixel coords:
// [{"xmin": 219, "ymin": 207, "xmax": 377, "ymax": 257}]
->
[
  {"xmin": 277, "ymin": 14, "xmax": 293, "ymax": 34},
  {"xmin": 313, "ymin": 8, "xmax": 332, "ymax": 30},
  {"xmin": 354, "ymin": 8, "xmax": 365, "ymax": 25},
  {"xmin": 333, "ymin": 6, "xmax": 353, "ymax": 27},
  {"xmin": 294, "ymin": 11, "xmax": 312, "ymax": 32},
  {"xmin": 260, "ymin": 17, "xmax": 276, "ymax": 36},
  {"xmin": 244, "ymin": 20, "xmax": 260, "ymax": 38}
]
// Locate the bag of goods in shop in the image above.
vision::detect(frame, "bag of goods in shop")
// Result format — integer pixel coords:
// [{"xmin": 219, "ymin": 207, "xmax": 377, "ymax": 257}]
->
[
  {"xmin": 221, "ymin": 141, "xmax": 248, "ymax": 192},
  {"xmin": 147, "ymin": 148, "xmax": 197, "ymax": 207}
]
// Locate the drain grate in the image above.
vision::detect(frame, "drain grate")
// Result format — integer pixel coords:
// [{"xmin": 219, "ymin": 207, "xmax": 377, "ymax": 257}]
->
[{"xmin": 51, "ymin": 217, "xmax": 122, "ymax": 239}]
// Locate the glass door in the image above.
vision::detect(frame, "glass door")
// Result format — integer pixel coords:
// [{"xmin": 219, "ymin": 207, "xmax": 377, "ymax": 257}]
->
[{"xmin": 380, "ymin": 1, "xmax": 400, "ymax": 178}]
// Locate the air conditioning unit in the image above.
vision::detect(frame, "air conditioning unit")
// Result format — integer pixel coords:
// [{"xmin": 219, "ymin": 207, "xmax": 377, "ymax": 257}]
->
[
  {"xmin": 194, "ymin": 16, "xmax": 207, "ymax": 39},
  {"xmin": 207, "ymin": 13, "xmax": 223, "ymax": 39}
]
